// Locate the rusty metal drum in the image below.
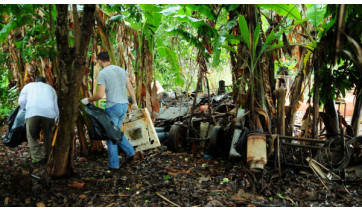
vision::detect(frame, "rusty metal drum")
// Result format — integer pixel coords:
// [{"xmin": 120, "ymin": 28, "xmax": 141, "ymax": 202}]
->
[{"xmin": 247, "ymin": 133, "xmax": 267, "ymax": 171}]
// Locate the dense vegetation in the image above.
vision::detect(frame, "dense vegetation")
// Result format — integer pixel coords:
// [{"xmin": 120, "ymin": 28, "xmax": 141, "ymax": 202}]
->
[{"xmin": 0, "ymin": 4, "xmax": 361, "ymax": 177}]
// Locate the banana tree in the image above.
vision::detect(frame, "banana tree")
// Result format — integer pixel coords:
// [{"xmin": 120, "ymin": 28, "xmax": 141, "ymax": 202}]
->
[
  {"xmin": 0, "ymin": 5, "xmax": 57, "ymax": 90},
  {"xmin": 257, "ymin": 4, "xmax": 334, "ymax": 136}
]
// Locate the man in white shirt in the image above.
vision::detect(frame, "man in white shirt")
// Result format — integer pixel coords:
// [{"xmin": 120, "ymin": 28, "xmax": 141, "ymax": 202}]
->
[{"xmin": 18, "ymin": 76, "xmax": 59, "ymax": 163}]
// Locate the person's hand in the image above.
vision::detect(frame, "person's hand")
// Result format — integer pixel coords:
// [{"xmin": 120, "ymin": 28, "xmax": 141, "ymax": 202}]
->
[
  {"xmin": 81, "ymin": 98, "xmax": 89, "ymax": 105},
  {"xmin": 132, "ymin": 104, "xmax": 138, "ymax": 110}
]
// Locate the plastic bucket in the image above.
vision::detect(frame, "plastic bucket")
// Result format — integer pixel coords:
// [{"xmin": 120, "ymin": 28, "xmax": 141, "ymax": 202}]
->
[{"xmin": 247, "ymin": 133, "xmax": 267, "ymax": 171}]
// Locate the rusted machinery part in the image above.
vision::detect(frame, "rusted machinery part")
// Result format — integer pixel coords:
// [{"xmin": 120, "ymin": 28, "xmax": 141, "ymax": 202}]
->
[
  {"xmin": 207, "ymin": 126, "xmax": 231, "ymax": 157},
  {"xmin": 167, "ymin": 124, "xmax": 187, "ymax": 152}
]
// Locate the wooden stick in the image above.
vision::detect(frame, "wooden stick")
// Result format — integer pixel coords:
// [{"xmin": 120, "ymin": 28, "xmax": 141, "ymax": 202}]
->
[{"xmin": 155, "ymin": 192, "xmax": 181, "ymax": 207}]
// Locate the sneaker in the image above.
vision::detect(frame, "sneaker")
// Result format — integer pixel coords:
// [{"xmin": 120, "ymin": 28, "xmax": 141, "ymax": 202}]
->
[{"xmin": 121, "ymin": 156, "xmax": 134, "ymax": 167}]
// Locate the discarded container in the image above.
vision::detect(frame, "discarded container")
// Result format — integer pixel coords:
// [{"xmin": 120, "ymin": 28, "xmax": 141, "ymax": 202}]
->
[
  {"xmin": 200, "ymin": 122, "xmax": 213, "ymax": 139},
  {"xmin": 155, "ymin": 127, "xmax": 165, "ymax": 133},
  {"xmin": 247, "ymin": 133, "xmax": 267, "ymax": 171},
  {"xmin": 121, "ymin": 108, "xmax": 161, "ymax": 152},
  {"xmin": 229, "ymin": 109, "xmax": 245, "ymax": 158},
  {"xmin": 157, "ymin": 132, "xmax": 168, "ymax": 143}
]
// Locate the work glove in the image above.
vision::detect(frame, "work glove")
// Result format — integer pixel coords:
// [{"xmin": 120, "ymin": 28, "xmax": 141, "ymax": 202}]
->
[{"xmin": 81, "ymin": 98, "xmax": 89, "ymax": 105}]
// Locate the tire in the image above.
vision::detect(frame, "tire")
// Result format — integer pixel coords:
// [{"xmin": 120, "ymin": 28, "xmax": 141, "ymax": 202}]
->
[{"xmin": 167, "ymin": 124, "xmax": 187, "ymax": 152}]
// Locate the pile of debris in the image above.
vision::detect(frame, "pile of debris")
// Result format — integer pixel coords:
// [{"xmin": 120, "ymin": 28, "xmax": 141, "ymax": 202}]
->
[{"xmin": 152, "ymin": 81, "xmax": 362, "ymax": 184}]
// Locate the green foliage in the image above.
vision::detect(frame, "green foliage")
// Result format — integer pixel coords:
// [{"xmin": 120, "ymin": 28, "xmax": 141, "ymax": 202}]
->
[
  {"xmin": 238, "ymin": 15, "xmax": 250, "ymax": 50},
  {"xmin": 317, "ymin": 4, "xmax": 362, "ymax": 105},
  {"xmin": 306, "ymin": 4, "xmax": 327, "ymax": 28},
  {"xmin": 165, "ymin": 27, "xmax": 205, "ymax": 52},
  {"xmin": 157, "ymin": 45, "xmax": 182, "ymax": 85},
  {"xmin": 258, "ymin": 4, "xmax": 301, "ymax": 20},
  {"xmin": 0, "ymin": 69, "xmax": 18, "ymax": 123},
  {"xmin": 109, "ymin": 14, "xmax": 126, "ymax": 22},
  {"xmin": 186, "ymin": 4, "xmax": 216, "ymax": 20},
  {"xmin": 0, "ymin": 5, "xmax": 45, "ymax": 42}
]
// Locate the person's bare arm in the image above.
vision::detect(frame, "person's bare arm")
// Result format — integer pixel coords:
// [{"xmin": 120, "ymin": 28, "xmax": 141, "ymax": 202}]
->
[
  {"xmin": 126, "ymin": 77, "xmax": 137, "ymax": 107},
  {"xmin": 88, "ymin": 84, "xmax": 106, "ymax": 102}
]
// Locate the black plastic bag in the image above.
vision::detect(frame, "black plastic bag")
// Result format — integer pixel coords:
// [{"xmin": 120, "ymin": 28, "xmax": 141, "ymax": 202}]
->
[
  {"xmin": 84, "ymin": 104, "xmax": 123, "ymax": 144},
  {"xmin": 234, "ymin": 129, "xmax": 264, "ymax": 156},
  {"xmin": 3, "ymin": 106, "xmax": 27, "ymax": 147}
]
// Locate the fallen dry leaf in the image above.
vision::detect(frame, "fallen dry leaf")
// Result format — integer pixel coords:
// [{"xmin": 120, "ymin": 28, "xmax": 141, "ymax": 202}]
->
[
  {"xmin": 25, "ymin": 198, "xmax": 31, "ymax": 204},
  {"xmin": 78, "ymin": 157, "xmax": 87, "ymax": 162},
  {"xmin": 67, "ymin": 182, "xmax": 85, "ymax": 189},
  {"xmin": 4, "ymin": 197, "xmax": 9, "ymax": 206},
  {"xmin": 36, "ymin": 202, "xmax": 46, "ymax": 207},
  {"xmin": 79, "ymin": 194, "xmax": 87, "ymax": 199},
  {"xmin": 106, "ymin": 203, "xmax": 116, "ymax": 207}
]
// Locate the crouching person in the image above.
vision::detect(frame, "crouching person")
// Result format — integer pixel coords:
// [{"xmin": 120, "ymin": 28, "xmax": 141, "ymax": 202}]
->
[{"xmin": 18, "ymin": 76, "xmax": 59, "ymax": 164}]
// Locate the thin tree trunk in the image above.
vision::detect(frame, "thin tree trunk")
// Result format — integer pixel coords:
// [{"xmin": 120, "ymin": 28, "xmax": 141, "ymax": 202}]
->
[
  {"xmin": 48, "ymin": 4, "xmax": 95, "ymax": 177},
  {"xmin": 321, "ymin": 67, "xmax": 340, "ymax": 136},
  {"xmin": 275, "ymin": 88, "xmax": 286, "ymax": 136},
  {"xmin": 312, "ymin": 62, "xmax": 320, "ymax": 138},
  {"xmin": 285, "ymin": 49, "xmax": 307, "ymax": 136}
]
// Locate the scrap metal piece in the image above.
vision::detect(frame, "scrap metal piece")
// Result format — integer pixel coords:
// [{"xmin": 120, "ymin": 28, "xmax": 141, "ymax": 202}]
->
[
  {"xmin": 158, "ymin": 106, "xmax": 188, "ymax": 120},
  {"xmin": 229, "ymin": 109, "xmax": 245, "ymax": 158},
  {"xmin": 122, "ymin": 108, "xmax": 161, "ymax": 152},
  {"xmin": 167, "ymin": 124, "xmax": 187, "ymax": 152}
]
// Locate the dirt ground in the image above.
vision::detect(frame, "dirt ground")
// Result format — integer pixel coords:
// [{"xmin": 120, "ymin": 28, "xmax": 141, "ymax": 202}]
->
[
  {"xmin": 0, "ymin": 126, "xmax": 361, "ymax": 207},
  {"xmin": 1, "ymin": 92, "xmax": 361, "ymax": 207}
]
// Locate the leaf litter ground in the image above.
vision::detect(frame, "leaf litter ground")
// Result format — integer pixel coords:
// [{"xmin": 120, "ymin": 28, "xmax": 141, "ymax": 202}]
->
[{"xmin": 0, "ymin": 125, "xmax": 361, "ymax": 207}]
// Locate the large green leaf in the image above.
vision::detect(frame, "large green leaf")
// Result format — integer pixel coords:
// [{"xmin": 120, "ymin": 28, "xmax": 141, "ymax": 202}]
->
[
  {"xmin": 212, "ymin": 34, "xmax": 226, "ymax": 67},
  {"xmin": 140, "ymin": 4, "xmax": 163, "ymax": 35},
  {"xmin": 177, "ymin": 5, "xmax": 192, "ymax": 16},
  {"xmin": 165, "ymin": 27, "xmax": 204, "ymax": 50},
  {"xmin": 186, "ymin": 4, "xmax": 216, "ymax": 20},
  {"xmin": 157, "ymin": 46, "xmax": 181, "ymax": 76},
  {"xmin": 265, "ymin": 30, "xmax": 276, "ymax": 45},
  {"xmin": 224, "ymin": 34, "xmax": 242, "ymax": 45},
  {"xmin": 252, "ymin": 24, "xmax": 260, "ymax": 59},
  {"xmin": 238, "ymin": 15, "xmax": 250, "ymax": 50},
  {"xmin": 109, "ymin": 14, "xmax": 126, "ymax": 22},
  {"xmin": 160, "ymin": 6, "xmax": 181, "ymax": 16},
  {"xmin": 258, "ymin": 4, "xmax": 301, "ymax": 20},
  {"xmin": 225, "ymin": 4, "xmax": 241, "ymax": 12},
  {"xmin": 317, "ymin": 18, "xmax": 335, "ymax": 39},
  {"xmin": 0, "ymin": 21, "xmax": 17, "ymax": 42},
  {"xmin": 306, "ymin": 4, "xmax": 327, "ymax": 28},
  {"xmin": 173, "ymin": 15, "xmax": 204, "ymax": 29}
]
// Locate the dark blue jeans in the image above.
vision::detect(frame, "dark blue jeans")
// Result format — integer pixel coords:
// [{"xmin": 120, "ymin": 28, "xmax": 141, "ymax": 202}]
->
[{"xmin": 105, "ymin": 103, "xmax": 135, "ymax": 168}]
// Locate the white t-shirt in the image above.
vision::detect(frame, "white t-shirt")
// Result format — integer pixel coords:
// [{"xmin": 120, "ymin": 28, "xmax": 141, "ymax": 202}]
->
[{"xmin": 18, "ymin": 82, "xmax": 59, "ymax": 120}]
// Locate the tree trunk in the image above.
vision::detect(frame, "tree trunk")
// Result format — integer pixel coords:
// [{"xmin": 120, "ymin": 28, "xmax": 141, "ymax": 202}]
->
[
  {"xmin": 275, "ymin": 88, "xmax": 286, "ymax": 136},
  {"xmin": 228, "ymin": 6, "xmax": 247, "ymax": 107},
  {"xmin": 321, "ymin": 68, "xmax": 340, "ymax": 136},
  {"xmin": 312, "ymin": 61, "xmax": 320, "ymax": 138},
  {"xmin": 285, "ymin": 49, "xmax": 311, "ymax": 136},
  {"xmin": 48, "ymin": 4, "xmax": 95, "ymax": 177}
]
